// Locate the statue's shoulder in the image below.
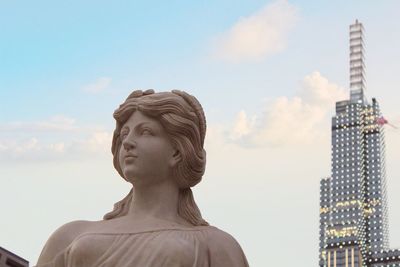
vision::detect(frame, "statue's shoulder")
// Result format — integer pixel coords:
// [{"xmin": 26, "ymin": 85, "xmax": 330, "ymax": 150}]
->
[
  {"xmin": 36, "ymin": 220, "xmax": 94, "ymax": 265},
  {"xmin": 203, "ymin": 226, "xmax": 249, "ymax": 267},
  {"xmin": 204, "ymin": 226, "xmax": 240, "ymax": 247}
]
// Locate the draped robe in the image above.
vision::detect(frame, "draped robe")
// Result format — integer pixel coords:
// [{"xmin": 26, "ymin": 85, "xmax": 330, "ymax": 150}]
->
[{"xmin": 35, "ymin": 225, "xmax": 249, "ymax": 267}]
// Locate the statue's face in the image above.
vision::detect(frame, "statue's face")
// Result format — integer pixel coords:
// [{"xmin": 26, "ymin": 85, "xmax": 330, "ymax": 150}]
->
[{"xmin": 118, "ymin": 111, "xmax": 178, "ymax": 187}]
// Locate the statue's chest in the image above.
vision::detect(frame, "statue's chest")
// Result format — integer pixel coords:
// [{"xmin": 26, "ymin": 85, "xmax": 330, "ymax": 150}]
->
[{"xmin": 66, "ymin": 232, "xmax": 198, "ymax": 267}]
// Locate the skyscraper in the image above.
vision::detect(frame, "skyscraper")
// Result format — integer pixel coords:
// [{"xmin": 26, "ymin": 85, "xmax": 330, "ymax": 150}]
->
[{"xmin": 319, "ymin": 20, "xmax": 400, "ymax": 267}]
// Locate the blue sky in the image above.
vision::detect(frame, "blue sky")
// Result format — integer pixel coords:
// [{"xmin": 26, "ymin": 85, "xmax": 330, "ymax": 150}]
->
[
  {"xmin": 1, "ymin": 1, "xmax": 400, "ymax": 266},
  {"xmin": 2, "ymin": 0, "xmax": 399, "ymax": 123}
]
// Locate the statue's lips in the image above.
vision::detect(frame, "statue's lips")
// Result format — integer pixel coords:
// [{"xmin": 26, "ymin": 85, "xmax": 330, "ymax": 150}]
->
[{"xmin": 124, "ymin": 154, "xmax": 138, "ymax": 162}]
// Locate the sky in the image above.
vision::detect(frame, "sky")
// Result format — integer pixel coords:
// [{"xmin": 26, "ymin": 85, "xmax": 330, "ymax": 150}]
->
[{"xmin": 1, "ymin": 1, "xmax": 400, "ymax": 266}]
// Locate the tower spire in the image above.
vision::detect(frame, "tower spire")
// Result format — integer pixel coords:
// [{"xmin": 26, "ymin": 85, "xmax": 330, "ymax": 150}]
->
[{"xmin": 349, "ymin": 19, "xmax": 366, "ymax": 103}]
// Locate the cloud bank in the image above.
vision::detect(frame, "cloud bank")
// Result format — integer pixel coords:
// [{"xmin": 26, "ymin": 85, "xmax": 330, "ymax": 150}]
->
[
  {"xmin": 1, "ymin": 72, "xmax": 346, "ymax": 160},
  {"xmin": 212, "ymin": 0, "xmax": 298, "ymax": 63},
  {"xmin": 0, "ymin": 116, "xmax": 113, "ymax": 161},
  {"xmin": 0, "ymin": 116, "xmax": 78, "ymax": 133},
  {"xmin": 228, "ymin": 71, "xmax": 347, "ymax": 147}
]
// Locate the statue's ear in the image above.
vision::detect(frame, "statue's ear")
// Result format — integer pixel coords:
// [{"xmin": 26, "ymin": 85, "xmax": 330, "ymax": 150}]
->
[{"xmin": 170, "ymin": 149, "xmax": 182, "ymax": 167}]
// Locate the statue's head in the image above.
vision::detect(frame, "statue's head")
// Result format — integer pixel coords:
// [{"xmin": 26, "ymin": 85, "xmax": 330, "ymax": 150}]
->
[
  {"xmin": 111, "ymin": 89, "xmax": 206, "ymax": 188},
  {"xmin": 105, "ymin": 89, "xmax": 208, "ymax": 225}
]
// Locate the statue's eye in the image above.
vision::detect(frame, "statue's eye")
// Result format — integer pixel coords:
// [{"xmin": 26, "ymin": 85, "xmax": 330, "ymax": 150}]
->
[
  {"xmin": 141, "ymin": 128, "xmax": 153, "ymax": 135},
  {"xmin": 120, "ymin": 129, "xmax": 129, "ymax": 139}
]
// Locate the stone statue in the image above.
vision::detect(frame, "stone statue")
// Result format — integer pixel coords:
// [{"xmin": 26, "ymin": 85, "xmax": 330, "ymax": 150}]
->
[{"xmin": 36, "ymin": 89, "xmax": 249, "ymax": 267}]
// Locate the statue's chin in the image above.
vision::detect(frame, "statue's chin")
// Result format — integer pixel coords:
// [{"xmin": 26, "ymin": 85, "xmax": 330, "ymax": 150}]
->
[
  {"xmin": 123, "ymin": 170, "xmax": 138, "ymax": 184},
  {"xmin": 123, "ymin": 173, "xmax": 152, "ymax": 187}
]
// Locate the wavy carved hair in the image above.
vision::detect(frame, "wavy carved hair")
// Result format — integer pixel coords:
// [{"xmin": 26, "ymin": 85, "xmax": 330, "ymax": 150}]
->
[{"xmin": 103, "ymin": 89, "xmax": 208, "ymax": 226}]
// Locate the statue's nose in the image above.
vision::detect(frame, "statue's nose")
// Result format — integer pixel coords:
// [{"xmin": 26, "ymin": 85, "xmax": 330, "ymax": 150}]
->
[{"xmin": 123, "ymin": 140, "xmax": 136, "ymax": 151}]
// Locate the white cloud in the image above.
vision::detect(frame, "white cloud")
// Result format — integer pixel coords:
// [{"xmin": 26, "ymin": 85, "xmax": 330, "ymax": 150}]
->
[
  {"xmin": 212, "ymin": 0, "xmax": 298, "ymax": 63},
  {"xmin": 0, "ymin": 115, "xmax": 113, "ymax": 161},
  {"xmin": 0, "ymin": 138, "xmax": 65, "ymax": 160},
  {"xmin": 0, "ymin": 131, "xmax": 113, "ymax": 161},
  {"xmin": 230, "ymin": 110, "xmax": 256, "ymax": 140},
  {"xmin": 83, "ymin": 131, "xmax": 113, "ymax": 153},
  {"xmin": 252, "ymin": 96, "xmax": 326, "ymax": 146},
  {"xmin": 16, "ymin": 138, "xmax": 39, "ymax": 153},
  {"xmin": 0, "ymin": 115, "xmax": 78, "ymax": 133},
  {"xmin": 227, "ymin": 71, "xmax": 347, "ymax": 147},
  {"xmin": 300, "ymin": 71, "xmax": 348, "ymax": 106},
  {"xmin": 49, "ymin": 142, "xmax": 65, "ymax": 153},
  {"xmin": 82, "ymin": 77, "xmax": 112, "ymax": 93}
]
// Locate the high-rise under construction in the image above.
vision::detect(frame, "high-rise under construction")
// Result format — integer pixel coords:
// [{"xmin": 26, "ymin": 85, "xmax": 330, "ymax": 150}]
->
[{"xmin": 319, "ymin": 20, "xmax": 400, "ymax": 267}]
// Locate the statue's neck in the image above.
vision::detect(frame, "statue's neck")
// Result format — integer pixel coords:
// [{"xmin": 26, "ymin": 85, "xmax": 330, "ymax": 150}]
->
[{"xmin": 127, "ymin": 179, "xmax": 183, "ymax": 224}]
